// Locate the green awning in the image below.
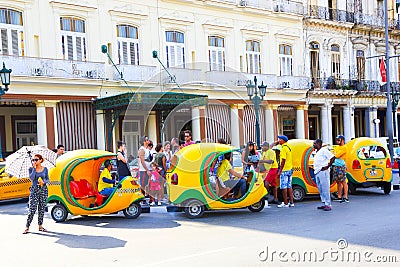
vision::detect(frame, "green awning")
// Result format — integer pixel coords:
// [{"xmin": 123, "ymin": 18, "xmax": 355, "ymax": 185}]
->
[{"xmin": 94, "ymin": 92, "xmax": 208, "ymax": 110}]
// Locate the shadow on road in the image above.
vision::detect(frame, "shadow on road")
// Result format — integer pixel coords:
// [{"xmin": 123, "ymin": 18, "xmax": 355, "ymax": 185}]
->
[{"xmin": 30, "ymin": 230, "xmax": 127, "ymax": 249}]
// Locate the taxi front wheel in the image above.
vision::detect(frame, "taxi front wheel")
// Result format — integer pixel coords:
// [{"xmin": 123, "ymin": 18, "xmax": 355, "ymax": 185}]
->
[
  {"xmin": 51, "ymin": 204, "xmax": 68, "ymax": 222},
  {"xmin": 248, "ymin": 199, "xmax": 265, "ymax": 212},
  {"xmin": 123, "ymin": 202, "xmax": 142, "ymax": 219},
  {"xmin": 184, "ymin": 199, "xmax": 205, "ymax": 219}
]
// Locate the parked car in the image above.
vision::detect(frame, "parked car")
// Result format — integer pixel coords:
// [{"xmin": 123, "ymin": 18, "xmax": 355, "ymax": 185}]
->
[{"xmin": 0, "ymin": 161, "xmax": 31, "ymax": 201}]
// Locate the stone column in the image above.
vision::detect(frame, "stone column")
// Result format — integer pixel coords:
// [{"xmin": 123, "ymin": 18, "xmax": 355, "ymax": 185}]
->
[
  {"xmin": 230, "ymin": 104, "xmax": 240, "ymax": 147},
  {"xmin": 320, "ymin": 104, "xmax": 331, "ymax": 144},
  {"xmin": 147, "ymin": 111, "xmax": 157, "ymax": 143},
  {"xmin": 264, "ymin": 104, "xmax": 276, "ymax": 142},
  {"xmin": 369, "ymin": 106, "xmax": 378, "ymax": 138},
  {"xmin": 342, "ymin": 105, "xmax": 352, "ymax": 142},
  {"xmin": 34, "ymin": 100, "xmax": 59, "ymax": 148},
  {"xmin": 191, "ymin": 106, "xmax": 201, "ymax": 142},
  {"xmin": 296, "ymin": 105, "xmax": 308, "ymax": 139},
  {"xmin": 96, "ymin": 110, "xmax": 106, "ymax": 150}
]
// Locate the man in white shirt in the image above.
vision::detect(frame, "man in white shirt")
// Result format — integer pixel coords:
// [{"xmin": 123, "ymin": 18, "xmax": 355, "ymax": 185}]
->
[{"xmin": 313, "ymin": 139, "xmax": 335, "ymax": 211}]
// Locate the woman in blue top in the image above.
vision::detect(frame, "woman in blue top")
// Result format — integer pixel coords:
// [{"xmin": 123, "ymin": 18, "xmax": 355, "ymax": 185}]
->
[{"xmin": 23, "ymin": 154, "xmax": 49, "ymax": 234}]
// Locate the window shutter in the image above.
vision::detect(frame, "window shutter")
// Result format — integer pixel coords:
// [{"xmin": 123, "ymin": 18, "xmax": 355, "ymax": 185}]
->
[
  {"xmin": 11, "ymin": 29, "xmax": 18, "ymax": 55},
  {"xmin": 170, "ymin": 45, "xmax": 176, "ymax": 67},
  {"xmin": 217, "ymin": 50, "xmax": 223, "ymax": 71},
  {"xmin": 249, "ymin": 54, "xmax": 254, "ymax": 73},
  {"xmin": 122, "ymin": 41, "xmax": 128, "ymax": 64},
  {"xmin": 76, "ymin": 36, "xmax": 82, "ymax": 61},
  {"xmin": 136, "ymin": 43, "xmax": 139, "ymax": 65},
  {"xmin": 176, "ymin": 45, "xmax": 183, "ymax": 67},
  {"xmin": 1, "ymin": 28, "xmax": 8, "ymax": 55},
  {"xmin": 82, "ymin": 37, "xmax": 86, "ymax": 61},
  {"xmin": 67, "ymin": 35, "xmax": 73, "ymax": 60},
  {"xmin": 129, "ymin": 42, "xmax": 136, "ymax": 65},
  {"xmin": 211, "ymin": 50, "xmax": 217, "ymax": 71}
]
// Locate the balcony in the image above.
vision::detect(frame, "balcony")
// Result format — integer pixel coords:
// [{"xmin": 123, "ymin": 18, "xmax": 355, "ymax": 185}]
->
[
  {"xmin": 354, "ymin": 12, "xmax": 385, "ymax": 28},
  {"xmin": 307, "ymin": 5, "xmax": 354, "ymax": 23},
  {"xmin": 113, "ymin": 64, "xmax": 157, "ymax": 82},
  {"xmin": 311, "ymin": 77, "xmax": 385, "ymax": 92},
  {"xmin": 0, "ymin": 54, "xmax": 105, "ymax": 80},
  {"xmin": 272, "ymin": 0, "xmax": 304, "ymax": 16}
]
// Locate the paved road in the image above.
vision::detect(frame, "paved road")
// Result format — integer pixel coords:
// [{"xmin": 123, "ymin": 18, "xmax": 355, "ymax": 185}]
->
[{"xmin": 1, "ymin": 188, "xmax": 400, "ymax": 267}]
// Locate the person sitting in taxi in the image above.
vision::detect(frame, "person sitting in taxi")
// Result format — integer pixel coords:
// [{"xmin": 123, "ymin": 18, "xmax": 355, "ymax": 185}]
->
[
  {"xmin": 98, "ymin": 160, "xmax": 117, "ymax": 197},
  {"xmin": 217, "ymin": 152, "xmax": 247, "ymax": 198}
]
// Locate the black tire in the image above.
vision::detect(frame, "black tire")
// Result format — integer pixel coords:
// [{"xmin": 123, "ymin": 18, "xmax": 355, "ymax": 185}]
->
[
  {"xmin": 383, "ymin": 182, "xmax": 391, "ymax": 195},
  {"xmin": 348, "ymin": 182, "xmax": 357, "ymax": 195},
  {"xmin": 292, "ymin": 185, "xmax": 306, "ymax": 202},
  {"xmin": 51, "ymin": 204, "xmax": 68, "ymax": 222},
  {"xmin": 248, "ymin": 199, "xmax": 265, "ymax": 212},
  {"xmin": 123, "ymin": 202, "xmax": 142, "ymax": 219},
  {"xmin": 183, "ymin": 199, "xmax": 205, "ymax": 219}
]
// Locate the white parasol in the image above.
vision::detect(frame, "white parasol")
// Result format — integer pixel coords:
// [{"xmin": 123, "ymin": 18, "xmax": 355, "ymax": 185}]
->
[{"xmin": 5, "ymin": 145, "xmax": 57, "ymax": 178}]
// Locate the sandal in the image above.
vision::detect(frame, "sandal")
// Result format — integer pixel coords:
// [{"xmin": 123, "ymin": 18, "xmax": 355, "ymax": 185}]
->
[
  {"xmin": 23, "ymin": 228, "xmax": 29, "ymax": 234},
  {"xmin": 38, "ymin": 227, "xmax": 47, "ymax": 232}
]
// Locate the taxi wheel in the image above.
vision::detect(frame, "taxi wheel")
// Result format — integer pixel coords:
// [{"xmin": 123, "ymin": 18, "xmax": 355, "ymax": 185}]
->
[
  {"xmin": 348, "ymin": 182, "xmax": 357, "ymax": 195},
  {"xmin": 184, "ymin": 199, "xmax": 205, "ymax": 219},
  {"xmin": 248, "ymin": 199, "xmax": 265, "ymax": 212},
  {"xmin": 51, "ymin": 204, "xmax": 68, "ymax": 222},
  {"xmin": 383, "ymin": 182, "xmax": 391, "ymax": 195},
  {"xmin": 292, "ymin": 185, "xmax": 305, "ymax": 202},
  {"xmin": 123, "ymin": 202, "xmax": 142, "ymax": 219}
]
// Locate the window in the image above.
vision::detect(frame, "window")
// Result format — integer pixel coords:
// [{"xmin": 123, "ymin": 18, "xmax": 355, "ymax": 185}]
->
[
  {"xmin": 310, "ymin": 42, "xmax": 320, "ymax": 87},
  {"xmin": 15, "ymin": 120, "xmax": 37, "ymax": 147},
  {"xmin": 60, "ymin": 17, "xmax": 87, "ymax": 61},
  {"xmin": 279, "ymin": 44, "xmax": 292, "ymax": 76},
  {"xmin": 117, "ymin": 25, "xmax": 139, "ymax": 65},
  {"xmin": 331, "ymin": 44, "xmax": 340, "ymax": 79},
  {"xmin": 0, "ymin": 8, "xmax": 24, "ymax": 56},
  {"xmin": 356, "ymin": 50, "xmax": 365, "ymax": 81},
  {"xmin": 166, "ymin": 31, "xmax": 185, "ymax": 68},
  {"xmin": 208, "ymin": 36, "xmax": 225, "ymax": 71},
  {"xmin": 246, "ymin": 40, "xmax": 261, "ymax": 74}
]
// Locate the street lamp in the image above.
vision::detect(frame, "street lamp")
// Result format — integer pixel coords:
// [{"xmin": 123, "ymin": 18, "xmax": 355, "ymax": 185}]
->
[
  {"xmin": 0, "ymin": 62, "xmax": 11, "ymax": 161},
  {"xmin": 392, "ymin": 86, "xmax": 400, "ymax": 139},
  {"xmin": 0, "ymin": 62, "xmax": 12, "ymax": 99},
  {"xmin": 246, "ymin": 76, "xmax": 267, "ymax": 149}
]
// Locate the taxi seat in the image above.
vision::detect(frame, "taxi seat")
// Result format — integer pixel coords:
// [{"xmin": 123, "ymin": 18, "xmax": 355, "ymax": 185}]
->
[
  {"xmin": 215, "ymin": 177, "xmax": 231, "ymax": 198},
  {"xmin": 69, "ymin": 179, "xmax": 96, "ymax": 199}
]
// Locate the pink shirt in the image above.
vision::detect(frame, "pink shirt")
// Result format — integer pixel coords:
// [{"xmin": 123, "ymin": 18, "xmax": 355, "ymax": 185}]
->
[{"xmin": 184, "ymin": 141, "xmax": 195, "ymax": 147}]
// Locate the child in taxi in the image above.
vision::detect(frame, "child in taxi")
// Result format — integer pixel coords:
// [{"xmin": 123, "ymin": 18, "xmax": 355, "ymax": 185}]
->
[{"xmin": 148, "ymin": 162, "xmax": 162, "ymax": 206}]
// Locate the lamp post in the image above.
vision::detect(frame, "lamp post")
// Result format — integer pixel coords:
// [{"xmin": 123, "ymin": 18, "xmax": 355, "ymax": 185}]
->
[
  {"xmin": 246, "ymin": 76, "xmax": 267, "ymax": 149},
  {"xmin": 392, "ymin": 87, "xmax": 400, "ymax": 140},
  {"xmin": 0, "ymin": 62, "xmax": 12, "ymax": 160}
]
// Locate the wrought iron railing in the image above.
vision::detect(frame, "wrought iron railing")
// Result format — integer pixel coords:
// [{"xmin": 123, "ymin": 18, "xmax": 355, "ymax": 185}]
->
[
  {"xmin": 310, "ymin": 77, "xmax": 388, "ymax": 92},
  {"xmin": 0, "ymin": 54, "xmax": 105, "ymax": 79},
  {"xmin": 307, "ymin": 5, "xmax": 353, "ymax": 23},
  {"xmin": 272, "ymin": 0, "xmax": 305, "ymax": 15}
]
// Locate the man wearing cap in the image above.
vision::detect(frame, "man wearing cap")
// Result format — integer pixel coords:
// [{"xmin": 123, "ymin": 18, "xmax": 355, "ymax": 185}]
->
[
  {"xmin": 258, "ymin": 142, "xmax": 279, "ymax": 204},
  {"xmin": 275, "ymin": 135, "xmax": 294, "ymax": 208},
  {"xmin": 332, "ymin": 135, "xmax": 349, "ymax": 203}
]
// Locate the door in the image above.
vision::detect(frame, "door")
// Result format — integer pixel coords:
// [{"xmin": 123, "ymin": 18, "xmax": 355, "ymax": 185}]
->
[
  {"xmin": 15, "ymin": 120, "xmax": 37, "ymax": 148},
  {"xmin": 309, "ymin": 116, "xmax": 318, "ymax": 140},
  {"xmin": 122, "ymin": 120, "xmax": 140, "ymax": 158}
]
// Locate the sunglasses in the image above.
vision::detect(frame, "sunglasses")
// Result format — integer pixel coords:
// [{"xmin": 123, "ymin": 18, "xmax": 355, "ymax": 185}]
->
[
  {"xmin": 185, "ymin": 135, "xmax": 190, "ymax": 137},
  {"xmin": 31, "ymin": 158, "xmax": 40, "ymax": 162}
]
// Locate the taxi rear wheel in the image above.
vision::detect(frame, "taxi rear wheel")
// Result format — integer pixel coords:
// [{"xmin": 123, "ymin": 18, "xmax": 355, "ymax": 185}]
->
[
  {"xmin": 348, "ymin": 182, "xmax": 357, "ymax": 195},
  {"xmin": 123, "ymin": 202, "xmax": 142, "ymax": 219},
  {"xmin": 248, "ymin": 199, "xmax": 265, "ymax": 212},
  {"xmin": 51, "ymin": 204, "xmax": 68, "ymax": 222},
  {"xmin": 383, "ymin": 182, "xmax": 391, "ymax": 195},
  {"xmin": 184, "ymin": 199, "xmax": 205, "ymax": 219},
  {"xmin": 292, "ymin": 185, "xmax": 305, "ymax": 202}
]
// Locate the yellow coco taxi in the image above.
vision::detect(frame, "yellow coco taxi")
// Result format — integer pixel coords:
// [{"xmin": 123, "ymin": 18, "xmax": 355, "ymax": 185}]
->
[
  {"xmin": 287, "ymin": 139, "xmax": 338, "ymax": 201},
  {"xmin": 47, "ymin": 149, "xmax": 144, "ymax": 222},
  {"xmin": 342, "ymin": 137, "xmax": 392, "ymax": 195},
  {"xmin": 166, "ymin": 143, "xmax": 267, "ymax": 218},
  {"xmin": 0, "ymin": 162, "xmax": 31, "ymax": 201}
]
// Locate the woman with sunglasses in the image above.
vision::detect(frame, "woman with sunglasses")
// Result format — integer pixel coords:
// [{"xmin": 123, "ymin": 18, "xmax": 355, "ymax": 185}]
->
[{"xmin": 23, "ymin": 154, "xmax": 49, "ymax": 234}]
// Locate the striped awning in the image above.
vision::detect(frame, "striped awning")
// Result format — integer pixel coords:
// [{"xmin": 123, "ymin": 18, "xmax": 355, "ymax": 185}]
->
[
  {"xmin": 206, "ymin": 104, "xmax": 231, "ymax": 143},
  {"xmin": 56, "ymin": 102, "xmax": 97, "ymax": 150},
  {"xmin": 243, "ymin": 105, "xmax": 266, "ymax": 144}
]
